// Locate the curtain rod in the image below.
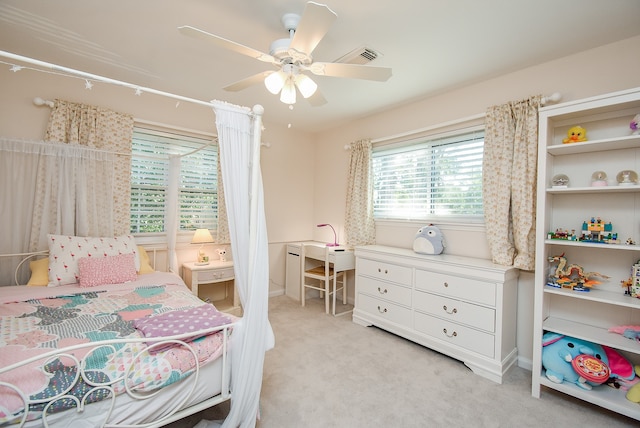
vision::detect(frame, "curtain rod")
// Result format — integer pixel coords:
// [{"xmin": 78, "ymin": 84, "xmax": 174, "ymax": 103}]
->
[
  {"xmin": 1, "ymin": 50, "xmax": 216, "ymax": 108},
  {"xmin": 344, "ymin": 92, "xmax": 561, "ymax": 149},
  {"xmin": 33, "ymin": 101, "xmax": 272, "ymax": 148}
]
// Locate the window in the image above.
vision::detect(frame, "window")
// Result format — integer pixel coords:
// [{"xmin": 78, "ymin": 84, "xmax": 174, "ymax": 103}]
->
[
  {"xmin": 130, "ymin": 127, "xmax": 218, "ymax": 234},
  {"xmin": 372, "ymin": 129, "xmax": 484, "ymax": 222}
]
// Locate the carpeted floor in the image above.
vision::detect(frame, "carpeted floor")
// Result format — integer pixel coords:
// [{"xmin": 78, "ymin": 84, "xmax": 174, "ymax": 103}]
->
[{"xmin": 179, "ymin": 294, "xmax": 639, "ymax": 427}]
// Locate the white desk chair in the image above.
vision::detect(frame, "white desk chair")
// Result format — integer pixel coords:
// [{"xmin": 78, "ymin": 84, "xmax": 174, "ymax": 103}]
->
[{"xmin": 300, "ymin": 243, "xmax": 349, "ymax": 316}]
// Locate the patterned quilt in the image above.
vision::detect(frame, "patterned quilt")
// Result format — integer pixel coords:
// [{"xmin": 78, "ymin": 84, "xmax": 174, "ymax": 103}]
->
[{"xmin": 0, "ymin": 273, "xmax": 234, "ymax": 425}]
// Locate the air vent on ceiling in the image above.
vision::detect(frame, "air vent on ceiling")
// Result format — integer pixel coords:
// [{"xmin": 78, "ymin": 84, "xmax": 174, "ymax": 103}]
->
[{"xmin": 335, "ymin": 46, "xmax": 381, "ymax": 65}]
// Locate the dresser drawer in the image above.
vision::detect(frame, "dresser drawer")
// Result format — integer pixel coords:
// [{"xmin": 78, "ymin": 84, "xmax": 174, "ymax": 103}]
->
[
  {"xmin": 197, "ymin": 267, "xmax": 235, "ymax": 283},
  {"xmin": 415, "ymin": 269, "xmax": 496, "ymax": 306},
  {"xmin": 413, "ymin": 291, "xmax": 495, "ymax": 333},
  {"xmin": 357, "ymin": 293, "xmax": 412, "ymax": 326},
  {"xmin": 358, "ymin": 258, "xmax": 412, "ymax": 286},
  {"xmin": 414, "ymin": 312, "xmax": 495, "ymax": 358},
  {"xmin": 357, "ymin": 276, "xmax": 412, "ymax": 307}
]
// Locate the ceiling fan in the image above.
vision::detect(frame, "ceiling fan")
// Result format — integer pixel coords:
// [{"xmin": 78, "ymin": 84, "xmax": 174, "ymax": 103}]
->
[{"xmin": 178, "ymin": 1, "xmax": 392, "ymax": 106}]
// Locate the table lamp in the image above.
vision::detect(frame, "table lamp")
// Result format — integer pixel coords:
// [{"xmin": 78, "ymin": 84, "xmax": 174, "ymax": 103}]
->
[
  {"xmin": 192, "ymin": 228, "xmax": 214, "ymax": 265},
  {"xmin": 317, "ymin": 223, "xmax": 339, "ymax": 247}
]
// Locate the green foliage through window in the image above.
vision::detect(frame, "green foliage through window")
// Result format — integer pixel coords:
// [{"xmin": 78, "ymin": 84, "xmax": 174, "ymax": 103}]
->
[
  {"xmin": 372, "ymin": 130, "xmax": 484, "ymax": 221},
  {"xmin": 130, "ymin": 127, "xmax": 217, "ymax": 234}
]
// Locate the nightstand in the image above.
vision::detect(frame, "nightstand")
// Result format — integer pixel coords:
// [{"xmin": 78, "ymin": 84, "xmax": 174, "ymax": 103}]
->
[{"xmin": 182, "ymin": 261, "xmax": 239, "ymax": 309}]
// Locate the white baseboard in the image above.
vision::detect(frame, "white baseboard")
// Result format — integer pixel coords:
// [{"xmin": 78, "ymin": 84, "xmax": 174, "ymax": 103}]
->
[{"xmin": 518, "ymin": 356, "xmax": 533, "ymax": 371}]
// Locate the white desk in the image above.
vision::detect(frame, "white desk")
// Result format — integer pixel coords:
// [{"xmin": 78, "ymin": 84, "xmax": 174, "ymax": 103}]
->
[
  {"xmin": 285, "ymin": 241, "xmax": 356, "ymax": 301},
  {"xmin": 302, "ymin": 242, "xmax": 355, "ymax": 270}
]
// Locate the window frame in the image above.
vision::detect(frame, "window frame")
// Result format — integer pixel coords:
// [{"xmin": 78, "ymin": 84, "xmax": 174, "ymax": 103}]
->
[
  {"xmin": 372, "ymin": 125, "xmax": 485, "ymax": 225},
  {"xmin": 130, "ymin": 124, "xmax": 218, "ymax": 240}
]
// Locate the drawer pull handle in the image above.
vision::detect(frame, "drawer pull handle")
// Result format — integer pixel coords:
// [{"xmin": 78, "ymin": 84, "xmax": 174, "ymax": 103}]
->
[
  {"xmin": 443, "ymin": 328, "xmax": 457, "ymax": 338},
  {"xmin": 377, "ymin": 306, "xmax": 388, "ymax": 314},
  {"xmin": 443, "ymin": 282, "xmax": 449, "ymax": 287},
  {"xmin": 377, "ymin": 268, "xmax": 389, "ymax": 274},
  {"xmin": 377, "ymin": 287, "xmax": 388, "ymax": 294},
  {"xmin": 443, "ymin": 305, "xmax": 457, "ymax": 314}
]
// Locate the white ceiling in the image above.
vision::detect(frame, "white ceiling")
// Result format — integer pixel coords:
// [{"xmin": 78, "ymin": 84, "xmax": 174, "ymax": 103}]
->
[{"xmin": 1, "ymin": 0, "xmax": 639, "ymax": 133}]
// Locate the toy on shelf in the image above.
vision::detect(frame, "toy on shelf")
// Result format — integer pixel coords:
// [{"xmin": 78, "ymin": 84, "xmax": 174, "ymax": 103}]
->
[
  {"xmin": 616, "ymin": 169, "xmax": 638, "ymax": 186},
  {"xmin": 591, "ymin": 170, "xmax": 608, "ymax": 186},
  {"xmin": 547, "ymin": 253, "xmax": 609, "ymax": 291},
  {"xmin": 631, "ymin": 114, "xmax": 640, "ymax": 135},
  {"xmin": 580, "ymin": 217, "xmax": 619, "ymax": 244},
  {"xmin": 551, "ymin": 173, "xmax": 570, "ymax": 188},
  {"xmin": 609, "ymin": 325, "xmax": 640, "ymax": 341},
  {"xmin": 563, "ymin": 125, "xmax": 587, "ymax": 144},
  {"xmin": 621, "ymin": 261, "xmax": 640, "ymax": 298},
  {"xmin": 542, "ymin": 332, "xmax": 609, "ymax": 390},
  {"xmin": 626, "ymin": 366, "xmax": 640, "ymax": 403},
  {"xmin": 547, "ymin": 228, "xmax": 578, "ymax": 241}
]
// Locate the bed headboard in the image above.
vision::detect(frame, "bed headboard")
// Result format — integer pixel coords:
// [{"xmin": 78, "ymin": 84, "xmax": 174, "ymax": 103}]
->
[{"xmin": 1, "ymin": 245, "xmax": 170, "ymax": 286}]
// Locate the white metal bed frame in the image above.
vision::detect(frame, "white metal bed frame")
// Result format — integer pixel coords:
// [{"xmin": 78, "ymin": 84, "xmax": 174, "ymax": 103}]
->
[
  {"xmin": 0, "ymin": 325, "xmax": 233, "ymax": 428},
  {"xmin": 0, "ymin": 251, "xmax": 234, "ymax": 427}
]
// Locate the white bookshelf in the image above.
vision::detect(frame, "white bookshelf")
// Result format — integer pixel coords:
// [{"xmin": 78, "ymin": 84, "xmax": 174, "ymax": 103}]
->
[{"xmin": 531, "ymin": 87, "xmax": 640, "ymax": 421}]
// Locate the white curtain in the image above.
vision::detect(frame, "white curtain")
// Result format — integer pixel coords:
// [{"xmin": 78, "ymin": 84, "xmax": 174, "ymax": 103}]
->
[
  {"xmin": 483, "ymin": 95, "xmax": 541, "ymax": 270},
  {"xmin": 216, "ymin": 145, "xmax": 231, "ymax": 244},
  {"xmin": 206, "ymin": 101, "xmax": 274, "ymax": 428},
  {"xmin": 43, "ymin": 99, "xmax": 134, "ymax": 236},
  {"xmin": 344, "ymin": 138, "xmax": 376, "ymax": 246},
  {"xmin": 166, "ymin": 154, "xmax": 181, "ymax": 273},
  {"xmin": 0, "ymin": 138, "xmax": 115, "ymax": 284}
]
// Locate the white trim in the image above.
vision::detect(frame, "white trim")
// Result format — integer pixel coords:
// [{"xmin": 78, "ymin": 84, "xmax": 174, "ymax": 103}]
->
[{"xmin": 375, "ymin": 218, "xmax": 486, "ymax": 232}]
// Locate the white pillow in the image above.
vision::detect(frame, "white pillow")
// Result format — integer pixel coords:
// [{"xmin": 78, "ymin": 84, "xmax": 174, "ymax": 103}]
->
[{"xmin": 47, "ymin": 234, "xmax": 139, "ymax": 287}]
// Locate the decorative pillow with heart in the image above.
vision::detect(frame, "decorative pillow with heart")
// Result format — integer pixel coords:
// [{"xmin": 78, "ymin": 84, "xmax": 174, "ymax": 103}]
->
[{"xmin": 47, "ymin": 234, "xmax": 139, "ymax": 287}]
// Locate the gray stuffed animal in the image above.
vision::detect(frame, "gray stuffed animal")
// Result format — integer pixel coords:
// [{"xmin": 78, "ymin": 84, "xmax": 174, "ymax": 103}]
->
[{"xmin": 413, "ymin": 224, "xmax": 445, "ymax": 255}]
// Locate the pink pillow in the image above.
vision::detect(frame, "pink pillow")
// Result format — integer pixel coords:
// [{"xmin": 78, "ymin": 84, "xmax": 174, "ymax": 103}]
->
[{"xmin": 78, "ymin": 253, "xmax": 137, "ymax": 287}]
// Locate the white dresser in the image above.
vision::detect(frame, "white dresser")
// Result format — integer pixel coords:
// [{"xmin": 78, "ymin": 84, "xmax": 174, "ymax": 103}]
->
[{"xmin": 353, "ymin": 245, "xmax": 519, "ymax": 384}]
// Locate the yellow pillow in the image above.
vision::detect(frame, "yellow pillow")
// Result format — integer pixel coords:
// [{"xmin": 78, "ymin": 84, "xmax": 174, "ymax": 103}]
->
[
  {"xmin": 27, "ymin": 257, "xmax": 49, "ymax": 286},
  {"xmin": 137, "ymin": 246, "xmax": 155, "ymax": 274}
]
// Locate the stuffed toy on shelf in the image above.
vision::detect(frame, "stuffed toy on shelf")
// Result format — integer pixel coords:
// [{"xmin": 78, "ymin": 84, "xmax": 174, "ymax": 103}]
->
[
  {"xmin": 563, "ymin": 125, "xmax": 588, "ymax": 144},
  {"xmin": 542, "ymin": 332, "xmax": 609, "ymax": 390}
]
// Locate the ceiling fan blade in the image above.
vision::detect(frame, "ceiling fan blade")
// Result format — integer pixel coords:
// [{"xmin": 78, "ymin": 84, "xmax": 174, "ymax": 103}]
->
[
  {"xmin": 223, "ymin": 71, "xmax": 273, "ymax": 92},
  {"xmin": 289, "ymin": 2, "xmax": 337, "ymax": 55},
  {"xmin": 306, "ymin": 89, "xmax": 327, "ymax": 106},
  {"xmin": 178, "ymin": 25, "xmax": 276, "ymax": 64},
  {"xmin": 307, "ymin": 62, "xmax": 392, "ymax": 81}
]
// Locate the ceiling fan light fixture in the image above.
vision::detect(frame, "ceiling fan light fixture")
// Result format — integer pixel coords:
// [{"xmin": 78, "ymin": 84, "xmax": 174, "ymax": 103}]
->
[
  {"xmin": 294, "ymin": 73, "xmax": 317, "ymax": 98},
  {"xmin": 264, "ymin": 71, "xmax": 286, "ymax": 94},
  {"xmin": 280, "ymin": 79, "xmax": 297, "ymax": 104}
]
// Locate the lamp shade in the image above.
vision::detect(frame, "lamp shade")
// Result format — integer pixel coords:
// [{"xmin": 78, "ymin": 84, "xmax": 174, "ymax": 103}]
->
[
  {"xmin": 192, "ymin": 228, "xmax": 214, "ymax": 244},
  {"xmin": 280, "ymin": 79, "xmax": 297, "ymax": 104},
  {"xmin": 264, "ymin": 71, "xmax": 286, "ymax": 95},
  {"xmin": 295, "ymin": 74, "xmax": 318, "ymax": 98}
]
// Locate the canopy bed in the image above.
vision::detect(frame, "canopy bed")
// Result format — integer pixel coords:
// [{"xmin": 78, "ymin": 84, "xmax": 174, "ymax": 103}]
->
[{"xmin": 0, "ymin": 99, "xmax": 274, "ymax": 428}]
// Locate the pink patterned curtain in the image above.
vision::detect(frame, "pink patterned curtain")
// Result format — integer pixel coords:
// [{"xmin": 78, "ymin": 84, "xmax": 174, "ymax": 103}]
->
[
  {"xmin": 482, "ymin": 95, "xmax": 541, "ymax": 270},
  {"xmin": 30, "ymin": 100, "xmax": 133, "ymax": 249},
  {"xmin": 344, "ymin": 138, "xmax": 376, "ymax": 246}
]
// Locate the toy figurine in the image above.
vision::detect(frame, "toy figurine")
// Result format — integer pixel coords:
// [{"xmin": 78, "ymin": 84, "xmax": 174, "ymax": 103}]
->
[
  {"xmin": 580, "ymin": 217, "xmax": 618, "ymax": 243},
  {"xmin": 563, "ymin": 125, "xmax": 587, "ymax": 144},
  {"xmin": 547, "ymin": 253, "xmax": 609, "ymax": 291},
  {"xmin": 631, "ymin": 114, "xmax": 640, "ymax": 135}
]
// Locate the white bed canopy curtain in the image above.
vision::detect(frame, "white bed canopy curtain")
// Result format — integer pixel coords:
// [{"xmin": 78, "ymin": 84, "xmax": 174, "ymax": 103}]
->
[
  {"xmin": 0, "ymin": 138, "xmax": 113, "ymax": 284},
  {"xmin": 198, "ymin": 101, "xmax": 274, "ymax": 428},
  {"xmin": 344, "ymin": 138, "xmax": 376, "ymax": 246},
  {"xmin": 482, "ymin": 95, "xmax": 542, "ymax": 270}
]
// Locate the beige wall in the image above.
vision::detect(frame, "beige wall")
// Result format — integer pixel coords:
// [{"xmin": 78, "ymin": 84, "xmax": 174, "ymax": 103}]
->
[
  {"xmin": 313, "ymin": 35, "xmax": 640, "ymax": 367},
  {"xmin": 1, "ymin": 35, "xmax": 639, "ymax": 367}
]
